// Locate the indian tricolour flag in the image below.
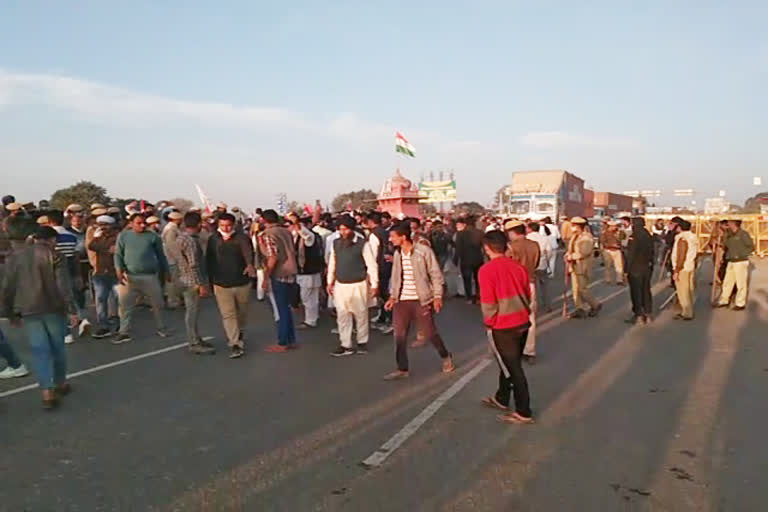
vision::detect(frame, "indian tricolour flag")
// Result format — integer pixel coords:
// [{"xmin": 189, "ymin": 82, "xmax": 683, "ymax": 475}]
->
[{"xmin": 395, "ymin": 132, "xmax": 415, "ymax": 157}]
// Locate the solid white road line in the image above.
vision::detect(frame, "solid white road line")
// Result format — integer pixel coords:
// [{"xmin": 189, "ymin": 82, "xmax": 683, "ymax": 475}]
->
[
  {"xmin": 360, "ymin": 282, "xmax": 638, "ymax": 469},
  {"xmin": 0, "ymin": 342, "xmax": 188, "ymax": 398},
  {"xmin": 361, "ymin": 358, "xmax": 493, "ymax": 469}
]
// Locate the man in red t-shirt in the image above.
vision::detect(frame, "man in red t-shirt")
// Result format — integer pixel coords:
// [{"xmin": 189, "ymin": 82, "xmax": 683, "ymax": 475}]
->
[{"xmin": 478, "ymin": 230, "xmax": 534, "ymax": 424}]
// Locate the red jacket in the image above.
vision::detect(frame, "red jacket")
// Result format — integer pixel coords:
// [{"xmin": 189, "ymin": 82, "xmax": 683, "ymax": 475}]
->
[{"xmin": 478, "ymin": 256, "xmax": 531, "ymax": 330}]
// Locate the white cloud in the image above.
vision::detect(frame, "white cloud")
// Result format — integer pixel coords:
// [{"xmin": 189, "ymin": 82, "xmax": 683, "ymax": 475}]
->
[
  {"xmin": 518, "ymin": 131, "xmax": 636, "ymax": 150},
  {"xmin": 0, "ymin": 69, "xmax": 488, "ymax": 153},
  {"xmin": 0, "ymin": 69, "xmax": 312, "ymax": 130}
]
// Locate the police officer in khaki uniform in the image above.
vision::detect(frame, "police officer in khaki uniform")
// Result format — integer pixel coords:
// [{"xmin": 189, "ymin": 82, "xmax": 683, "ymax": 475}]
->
[{"xmin": 566, "ymin": 217, "xmax": 601, "ymax": 319}]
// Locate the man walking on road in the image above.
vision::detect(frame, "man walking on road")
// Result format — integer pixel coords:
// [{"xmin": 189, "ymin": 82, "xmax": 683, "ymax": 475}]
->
[
  {"xmin": 382, "ymin": 223, "xmax": 454, "ymax": 380},
  {"xmin": 624, "ymin": 217, "xmax": 654, "ymax": 324},
  {"xmin": 716, "ymin": 219, "xmax": 754, "ymax": 311},
  {"xmin": 161, "ymin": 211, "xmax": 185, "ymax": 309},
  {"xmin": 260, "ymin": 210, "xmax": 298, "ymax": 353},
  {"xmin": 505, "ymin": 219, "xmax": 540, "ymax": 363},
  {"xmin": 291, "ymin": 215, "xmax": 323, "ymax": 329},
  {"xmin": 87, "ymin": 215, "xmax": 120, "ymax": 338},
  {"xmin": 177, "ymin": 212, "xmax": 215, "ymax": 355},
  {"xmin": 207, "ymin": 212, "xmax": 256, "ymax": 358},
  {"xmin": 670, "ymin": 217, "xmax": 699, "ymax": 320},
  {"xmin": 454, "ymin": 216, "xmax": 484, "ymax": 304},
  {"xmin": 1, "ymin": 226, "xmax": 78, "ymax": 409},
  {"xmin": 327, "ymin": 216, "xmax": 378, "ymax": 357},
  {"xmin": 478, "ymin": 230, "xmax": 534, "ymax": 425},
  {"xmin": 526, "ymin": 221, "xmax": 552, "ymax": 312},
  {"xmin": 600, "ymin": 221, "xmax": 626, "ymax": 285},
  {"xmin": 114, "ymin": 214, "xmax": 171, "ymax": 344},
  {"xmin": 566, "ymin": 217, "xmax": 601, "ymax": 319}
]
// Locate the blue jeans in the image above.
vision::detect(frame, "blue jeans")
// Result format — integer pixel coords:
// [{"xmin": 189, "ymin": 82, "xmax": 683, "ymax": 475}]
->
[
  {"xmin": 271, "ymin": 279, "xmax": 296, "ymax": 346},
  {"xmin": 22, "ymin": 313, "xmax": 68, "ymax": 389},
  {"xmin": 92, "ymin": 274, "xmax": 118, "ymax": 329},
  {"xmin": 0, "ymin": 327, "xmax": 23, "ymax": 369}
]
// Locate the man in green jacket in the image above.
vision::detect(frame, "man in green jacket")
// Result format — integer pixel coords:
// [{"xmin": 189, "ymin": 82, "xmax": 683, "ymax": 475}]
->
[
  {"xmin": 113, "ymin": 213, "xmax": 171, "ymax": 344},
  {"xmin": 716, "ymin": 220, "xmax": 754, "ymax": 310}
]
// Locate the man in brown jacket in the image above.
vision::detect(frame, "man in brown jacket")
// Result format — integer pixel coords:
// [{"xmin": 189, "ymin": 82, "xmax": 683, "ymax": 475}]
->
[
  {"xmin": 505, "ymin": 219, "xmax": 541, "ymax": 363},
  {"xmin": 87, "ymin": 215, "xmax": 120, "ymax": 338}
]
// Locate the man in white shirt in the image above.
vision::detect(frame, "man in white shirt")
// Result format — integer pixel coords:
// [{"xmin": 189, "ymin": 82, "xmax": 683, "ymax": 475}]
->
[
  {"xmin": 527, "ymin": 222, "xmax": 552, "ymax": 312},
  {"xmin": 327, "ymin": 216, "xmax": 378, "ymax": 356}
]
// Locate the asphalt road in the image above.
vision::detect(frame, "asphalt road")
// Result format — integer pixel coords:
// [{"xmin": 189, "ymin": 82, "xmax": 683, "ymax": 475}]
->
[{"xmin": 1, "ymin": 257, "xmax": 766, "ymax": 512}]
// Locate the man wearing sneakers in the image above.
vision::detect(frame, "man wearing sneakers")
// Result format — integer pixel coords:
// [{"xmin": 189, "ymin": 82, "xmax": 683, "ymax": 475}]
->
[
  {"xmin": 383, "ymin": 223, "xmax": 454, "ymax": 380},
  {"xmin": 478, "ymin": 230, "xmax": 534, "ymax": 425},
  {"xmin": 207, "ymin": 213, "xmax": 257, "ymax": 358},
  {"xmin": 0, "ymin": 329, "xmax": 29, "ymax": 379},
  {"xmin": 113, "ymin": 214, "xmax": 171, "ymax": 344},
  {"xmin": 177, "ymin": 211, "xmax": 215, "ymax": 355},
  {"xmin": 87, "ymin": 215, "xmax": 120, "ymax": 338},
  {"xmin": 327, "ymin": 216, "xmax": 378, "ymax": 357}
]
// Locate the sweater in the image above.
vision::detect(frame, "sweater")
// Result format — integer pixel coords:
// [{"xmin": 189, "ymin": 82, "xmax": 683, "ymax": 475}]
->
[
  {"xmin": 478, "ymin": 256, "xmax": 531, "ymax": 330},
  {"xmin": 114, "ymin": 230, "xmax": 168, "ymax": 276},
  {"xmin": 723, "ymin": 229, "xmax": 754, "ymax": 262},
  {"xmin": 206, "ymin": 232, "xmax": 252, "ymax": 288},
  {"xmin": 506, "ymin": 238, "xmax": 540, "ymax": 283}
]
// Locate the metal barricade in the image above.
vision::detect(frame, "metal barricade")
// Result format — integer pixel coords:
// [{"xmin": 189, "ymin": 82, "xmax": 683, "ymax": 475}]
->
[{"xmin": 643, "ymin": 214, "xmax": 767, "ymax": 257}]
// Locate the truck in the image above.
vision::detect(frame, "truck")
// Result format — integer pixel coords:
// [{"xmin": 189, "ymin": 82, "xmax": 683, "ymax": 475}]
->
[
  {"xmin": 501, "ymin": 170, "xmax": 586, "ymax": 221},
  {"xmin": 589, "ymin": 192, "xmax": 634, "ymax": 218}
]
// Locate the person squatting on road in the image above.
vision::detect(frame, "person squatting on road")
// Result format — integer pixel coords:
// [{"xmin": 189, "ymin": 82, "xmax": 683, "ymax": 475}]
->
[
  {"xmin": 566, "ymin": 217, "xmax": 601, "ymax": 319},
  {"xmin": 382, "ymin": 223, "xmax": 454, "ymax": 380},
  {"xmin": 1, "ymin": 226, "xmax": 78, "ymax": 409},
  {"xmin": 478, "ymin": 230, "xmax": 534, "ymax": 425},
  {"xmin": 327, "ymin": 216, "xmax": 378, "ymax": 357}
]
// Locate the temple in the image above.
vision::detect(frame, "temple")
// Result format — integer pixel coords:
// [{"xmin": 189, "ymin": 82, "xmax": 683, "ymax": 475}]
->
[{"xmin": 377, "ymin": 169, "xmax": 422, "ymax": 218}]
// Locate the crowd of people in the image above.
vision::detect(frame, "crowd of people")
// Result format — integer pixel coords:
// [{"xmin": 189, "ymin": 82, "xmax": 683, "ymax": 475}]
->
[{"xmin": 0, "ymin": 194, "xmax": 756, "ymax": 424}]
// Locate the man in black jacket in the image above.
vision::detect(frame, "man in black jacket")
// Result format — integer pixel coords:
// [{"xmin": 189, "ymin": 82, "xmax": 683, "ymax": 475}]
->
[
  {"xmin": 207, "ymin": 213, "xmax": 257, "ymax": 359},
  {"xmin": 453, "ymin": 216, "xmax": 484, "ymax": 304},
  {"xmin": 625, "ymin": 217, "xmax": 655, "ymax": 324}
]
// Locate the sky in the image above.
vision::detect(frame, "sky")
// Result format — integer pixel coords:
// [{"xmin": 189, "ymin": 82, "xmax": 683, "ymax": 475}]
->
[{"xmin": 0, "ymin": 1, "xmax": 766, "ymax": 211}]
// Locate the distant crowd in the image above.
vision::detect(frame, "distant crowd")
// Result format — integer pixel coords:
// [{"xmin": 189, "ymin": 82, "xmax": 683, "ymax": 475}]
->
[{"xmin": 0, "ymin": 194, "xmax": 755, "ymax": 424}]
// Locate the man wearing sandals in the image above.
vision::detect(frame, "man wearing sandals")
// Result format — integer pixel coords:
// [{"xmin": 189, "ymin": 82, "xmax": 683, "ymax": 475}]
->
[
  {"xmin": 382, "ymin": 223, "xmax": 454, "ymax": 380},
  {"xmin": 478, "ymin": 230, "xmax": 534, "ymax": 425}
]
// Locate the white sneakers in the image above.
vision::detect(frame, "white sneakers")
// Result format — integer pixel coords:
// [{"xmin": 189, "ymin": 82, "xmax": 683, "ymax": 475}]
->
[
  {"xmin": 0, "ymin": 364, "xmax": 29, "ymax": 379},
  {"xmin": 77, "ymin": 318, "xmax": 91, "ymax": 337}
]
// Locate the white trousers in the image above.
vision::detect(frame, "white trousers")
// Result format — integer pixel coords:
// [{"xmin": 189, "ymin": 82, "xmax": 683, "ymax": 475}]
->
[
  {"xmin": 297, "ymin": 273, "xmax": 321, "ymax": 326},
  {"xmin": 334, "ymin": 281, "xmax": 369, "ymax": 348},
  {"xmin": 257, "ymin": 268, "xmax": 280, "ymax": 322},
  {"xmin": 719, "ymin": 260, "xmax": 749, "ymax": 308},
  {"xmin": 523, "ymin": 283, "xmax": 537, "ymax": 356}
]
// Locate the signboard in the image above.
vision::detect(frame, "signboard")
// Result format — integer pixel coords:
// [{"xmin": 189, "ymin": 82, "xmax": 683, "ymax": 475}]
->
[{"xmin": 418, "ymin": 179, "xmax": 457, "ymax": 203}]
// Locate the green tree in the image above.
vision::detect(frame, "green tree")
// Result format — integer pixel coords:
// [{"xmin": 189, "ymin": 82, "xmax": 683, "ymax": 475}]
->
[
  {"xmin": 419, "ymin": 203, "xmax": 438, "ymax": 216},
  {"xmin": 743, "ymin": 192, "xmax": 768, "ymax": 213},
  {"xmin": 167, "ymin": 197, "xmax": 196, "ymax": 212},
  {"xmin": 50, "ymin": 181, "xmax": 110, "ymax": 211},
  {"xmin": 453, "ymin": 201, "xmax": 487, "ymax": 216},
  {"xmin": 331, "ymin": 189, "xmax": 378, "ymax": 212}
]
